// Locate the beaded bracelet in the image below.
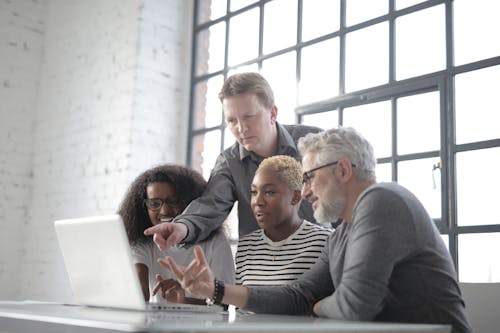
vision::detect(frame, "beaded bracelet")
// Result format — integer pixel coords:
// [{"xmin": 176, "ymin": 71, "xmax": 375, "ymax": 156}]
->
[{"xmin": 205, "ymin": 278, "xmax": 225, "ymax": 306}]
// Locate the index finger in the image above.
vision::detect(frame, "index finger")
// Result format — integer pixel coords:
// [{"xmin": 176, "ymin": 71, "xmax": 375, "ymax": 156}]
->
[{"xmin": 144, "ymin": 223, "xmax": 167, "ymax": 236}]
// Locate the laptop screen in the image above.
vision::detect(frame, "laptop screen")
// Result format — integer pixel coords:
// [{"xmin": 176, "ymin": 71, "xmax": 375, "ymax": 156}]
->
[{"xmin": 54, "ymin": 214, "xmax": 147, "ymax": 310}]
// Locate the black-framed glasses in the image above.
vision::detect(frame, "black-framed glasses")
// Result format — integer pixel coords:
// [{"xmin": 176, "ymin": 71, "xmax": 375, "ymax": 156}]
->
[
  {"xmin": 302, "ymin": 161, "xmax": 356, "ymax": 186},
  {"xmin": 144, "ymin": 197, "xmax": 180, "ymax": 211}
]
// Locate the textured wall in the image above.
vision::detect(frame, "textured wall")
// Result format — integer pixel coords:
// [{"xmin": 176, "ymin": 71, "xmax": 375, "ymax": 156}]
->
[
  {"xmin": 0, "ymin": 0, "xmax": 47, "ymax": 300},
  {"xmin": 0, "ymin": 0, "xmax": 193, "ymax": 302}
]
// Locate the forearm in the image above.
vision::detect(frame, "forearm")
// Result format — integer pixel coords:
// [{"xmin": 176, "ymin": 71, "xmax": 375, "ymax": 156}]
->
[
  {"xmin": 135, "ymin": 263, "xmax": 150, "ymax": 301},
  {"xmin": 245, "ymin": 285, "xmax": 313, "ymax": 315},
  {"xmin": 175, "ymin": 173, "xmax": 236, "ymax": 243},
  {"xmin": 223, "ymin": 285, "xmax": 250, "ymax": 309}
]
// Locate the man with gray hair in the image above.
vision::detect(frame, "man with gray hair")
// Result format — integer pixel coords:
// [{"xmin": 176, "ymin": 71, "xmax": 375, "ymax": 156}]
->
[{"xmin": 160, "ymin": 127, "xmax": 472, "ymax": 333}]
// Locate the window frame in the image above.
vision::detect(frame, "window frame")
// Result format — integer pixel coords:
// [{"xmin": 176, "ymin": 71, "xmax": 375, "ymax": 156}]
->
[{"xmin": 188, "ymin": 0, "xmax": 500, "ymax": 279}]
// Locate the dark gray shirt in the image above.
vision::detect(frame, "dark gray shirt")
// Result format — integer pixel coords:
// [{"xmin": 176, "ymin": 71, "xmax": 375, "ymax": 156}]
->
[
  {"xmin": 246, "ymin": 182, "xmax": 472, "ymax": 333},
  {"xmin": 175, "ymin": 123, "xmax": 322, "ymax": 244}
]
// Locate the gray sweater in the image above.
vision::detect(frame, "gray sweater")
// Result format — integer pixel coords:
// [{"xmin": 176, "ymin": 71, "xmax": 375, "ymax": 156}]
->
[{"xmin": 246, "ymin": 182, "xmax": 472, "ymax": 333}]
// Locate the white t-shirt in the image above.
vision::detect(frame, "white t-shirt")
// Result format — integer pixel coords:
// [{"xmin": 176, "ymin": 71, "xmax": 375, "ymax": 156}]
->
[{"xmin": 132, "ymin": 228, "xmax": 235, "ymax": 302}]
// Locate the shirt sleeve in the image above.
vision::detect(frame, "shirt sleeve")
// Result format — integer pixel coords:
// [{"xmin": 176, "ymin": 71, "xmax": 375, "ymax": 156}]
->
[
  {"xmin": 316, "ymin": 187, "xmax": 417, "ymax": 320},
  {"xmin": 204, "ymin": 230, "xmax": 236, "ymax": 284},
  {"xmin": 175, "ymin": 153, "xmax": 237, "ymax": 244},
  {"xmin": 130, "ymin": 241, "xmax": 151, "ymax": 267}
]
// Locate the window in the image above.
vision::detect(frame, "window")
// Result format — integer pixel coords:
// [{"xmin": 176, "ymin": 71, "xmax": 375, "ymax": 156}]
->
[{"xmin": 189, "ymin": 0, "xmax": 500, "ymax": 282}]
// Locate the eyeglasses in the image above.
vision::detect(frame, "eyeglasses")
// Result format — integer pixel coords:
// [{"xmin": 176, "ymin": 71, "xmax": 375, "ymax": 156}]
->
[
  {"xmin": 144, "ymin": 197, "xmax": 180, "ymax": 211},
  {"xmin": 302, "ymin": 160, "xmax": 356, "ymax": 186}
]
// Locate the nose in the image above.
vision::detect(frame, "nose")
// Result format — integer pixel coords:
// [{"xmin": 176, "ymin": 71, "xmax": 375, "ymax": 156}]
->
[
  {"xmin": 301, "ymin": 183, "xmax": 312, "ymax": 201},
  {"xmin": 252, "ymin": 192, "xmax": 265, "ymax": 207},
  {"xmin": 237, "ymin": 119, "xmax": 248, "ymax": 134},
  {"xmin": 159, "ymin": 202, "xmax": 174, "ymax": 216}
]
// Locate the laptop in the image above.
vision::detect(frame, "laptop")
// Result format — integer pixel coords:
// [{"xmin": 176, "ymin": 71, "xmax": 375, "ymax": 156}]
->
[{"xmin": 54, "ymin": 214, "xmax": 224, "ymax": 313}]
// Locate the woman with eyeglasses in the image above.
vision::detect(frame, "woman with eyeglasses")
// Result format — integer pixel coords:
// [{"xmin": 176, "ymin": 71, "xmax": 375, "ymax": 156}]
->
[{"xmin": 117, "ymin": 164, "xmax": 234, "ymax": 304}]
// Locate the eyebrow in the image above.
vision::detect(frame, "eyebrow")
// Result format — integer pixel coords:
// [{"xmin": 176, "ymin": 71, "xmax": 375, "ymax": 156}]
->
[{"xmin": 251, "ymin": 183, "xmax": 277, "ymax": 188}]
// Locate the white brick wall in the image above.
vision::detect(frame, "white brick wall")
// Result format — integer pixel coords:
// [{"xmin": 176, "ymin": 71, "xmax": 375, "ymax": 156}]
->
[
  {"xmin": 0, "ymin": 0, "xmax": 193, "ymax": 302},
  {"xmin": 0, "ymin": 0, "xmax": 47, "ymax": 300}
]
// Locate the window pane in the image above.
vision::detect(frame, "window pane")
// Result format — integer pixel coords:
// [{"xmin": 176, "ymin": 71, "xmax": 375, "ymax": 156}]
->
[
  {"xmin": 228, "ymin": 8, "xmax": 259, "ymax": 66},
  {"xmin": 343, "ymin": 101, "xmax": 392, "ymax": 158},
  {"xmin": 398, "ymin": 157, "xmax": 442, "ymax": 219},
  {"xmin": 302, "ymin": 0, "xmax": 340, "ymax": 42},
  {"xmin": 455, "ymin": 65, "xmax": 500, "ymax": 144},
  {"xmin": 454, "ymin": 0, "xmax": 500, "ymax": 66},
  {"xmin": 300, "ymin": 110, "xmax": 339, "ymax": 130},
  {"xmin": 195, "ymin": 22, "xmax": 226, "ymax": 76},
  {"xmin": 227, "ymin": 64, "xmax": 260, "ymax": 77},
  {"xmin": 396, "ymin": 5, "xmax": 446, "ymax": 80},
  {"xmin": 230, "ymin": 0, "xmax": 257, "ymax": 12},
  {"xmin": 376, "ymin": 162, "xmax": 392, "ymax": 183},
  {"xmin": 397, "ymin": 92, "xmax": 440, "ymax": 155},
  {"xmin": 197, "ymin": 0, "xmax": 227, "ymax": 24},
  {"xmin": 395, "ymin": 0, "xmax": 425, "ymax": 10},
  {"xmin": 263, "ymin": 0, "xmax": 297, "ymax": 55},
  {"xmin": 224, "ymin": 126, "xmax": 236, "ymax": 150},
  {"xmin": 299, "ymin": 38, "xmax": 339, "ymax": 105},
  {"xmin": 346, "ymin": 0, "xmax": 387, "ymax": 27},
  {"xmin": 191, "ymin": 131, "xmax": 222, "ymax": 180},
  {"xmin": 441, "ymin": 234, "xmax": 449, "ymax": 250},
  {"xmin": 261, "ymin": 52, "xmax": 297, "ymax": 125},
  {"xmin": 192, "ymin": 76, "xmax": 224, "ymax": 130},
  {"xmin": 456, "ymin": 147, "xmax": 500, "ymax": 226},
  {"xmin": 459, "ymin": 233, "xmax": 500, "ymax": 282},
  {"xmin": 345, "ymin": 22, "xmax": 388, "ymax": 92}
]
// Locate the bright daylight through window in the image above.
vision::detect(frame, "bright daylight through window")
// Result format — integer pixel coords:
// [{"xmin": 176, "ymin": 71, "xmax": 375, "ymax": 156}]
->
[{"xmin": 188, "ymin": 0, "xmax": 500, "ymax": 282}]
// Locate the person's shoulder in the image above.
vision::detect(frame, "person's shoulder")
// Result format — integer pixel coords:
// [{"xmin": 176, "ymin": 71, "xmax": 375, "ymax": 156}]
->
[
  {"xmin": 360, "ymin": 182, "xmax": 407, "ymax": 200},
  {"xmin": 210, "ymin": 142, "xmax": 241, "ymax": 173},
  {"xmin": 283, "ymin": 124, "xmax": 323, "ymax": 135},
  {"xmin": 282, "ymin": 124, "xmax": 323, "ymax": 132},
  {"xmin": 355, "ymin": 182, "xmax": 417, "ymax": 219},
  {"xmin": 221, "ymin": 140, "xmax": 240, "ymax": 157}
]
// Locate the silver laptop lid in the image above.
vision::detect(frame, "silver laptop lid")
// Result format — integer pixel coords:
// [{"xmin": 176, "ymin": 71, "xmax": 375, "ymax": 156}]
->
[{"xmin": 54, "ymin": 214, "xmax": 146, "ymax": 310}]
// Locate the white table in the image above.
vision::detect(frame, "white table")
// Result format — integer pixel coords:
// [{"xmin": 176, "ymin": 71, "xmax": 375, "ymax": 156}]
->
[{"xmin": 0, "ymin": 301, "xmax": 451, "ymax": 333}]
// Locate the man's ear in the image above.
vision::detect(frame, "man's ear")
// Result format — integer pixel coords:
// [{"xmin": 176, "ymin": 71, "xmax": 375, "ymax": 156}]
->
[
  {"xmin": 270, "ymin": 105, "xmax": 278, "ymax": 124},
  {"xmin": 337, "ymin": 159, "xmax": 354, "ymax": 181}
]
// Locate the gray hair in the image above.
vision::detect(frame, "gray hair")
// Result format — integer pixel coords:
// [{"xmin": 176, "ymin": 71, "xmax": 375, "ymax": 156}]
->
[{"xmin": 298, "ymin": 127, "xmax": 377, "ymax": 181}]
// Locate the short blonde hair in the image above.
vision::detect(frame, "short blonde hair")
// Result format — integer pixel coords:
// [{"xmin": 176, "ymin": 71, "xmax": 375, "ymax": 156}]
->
[{"xmin": 256, "ymin": 155, "xmax": 302, "ymax": 191}]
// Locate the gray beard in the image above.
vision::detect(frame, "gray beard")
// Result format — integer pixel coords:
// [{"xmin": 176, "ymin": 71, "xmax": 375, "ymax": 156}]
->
[{"xmin": 314, "ymin": 197, "xmax": 346, "ymax": 224}]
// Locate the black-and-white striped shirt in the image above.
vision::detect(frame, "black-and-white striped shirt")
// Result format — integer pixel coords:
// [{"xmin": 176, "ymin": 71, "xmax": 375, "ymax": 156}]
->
[{"xmin": 235, "ymin": 221, "xmax": 332, "ymax": 286}]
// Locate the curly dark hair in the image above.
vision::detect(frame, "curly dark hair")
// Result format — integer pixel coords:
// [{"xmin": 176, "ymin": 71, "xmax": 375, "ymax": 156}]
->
[{"xmin": 117, "ymin": 164, "xmax": 206, "ymax": 245}]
